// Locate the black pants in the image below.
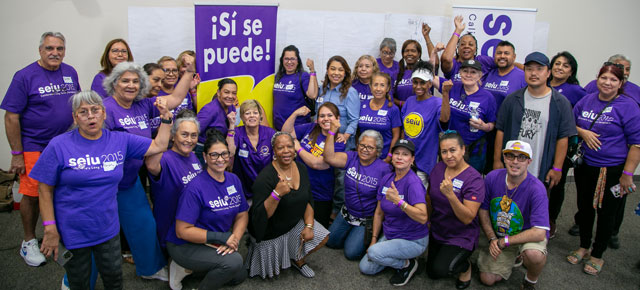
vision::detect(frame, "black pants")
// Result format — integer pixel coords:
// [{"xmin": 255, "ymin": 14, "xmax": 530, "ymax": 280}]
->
[
  {"xmin": 425, "ymin": 238, "xmax": 472, "ymax": 279},
  {"xmin": 167, "ymin": 242, "xmax": 246, "ymax": 290},
  {"xmin": 314, "ymin": 200, "xmax": 333, "ymax": 229},
  {"xmin": 65, "ymin": 235, "xmax": 122, "ymax": 290},
  {"xmin": 575, "ymin": 163, "xmax": 626, "ymax": 259},
  {"xmin": 549, "ymin": 157, "xmax": 572, "ymax": 222}
]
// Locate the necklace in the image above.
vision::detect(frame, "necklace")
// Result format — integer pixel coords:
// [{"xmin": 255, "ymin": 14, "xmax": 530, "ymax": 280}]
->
[
  {"xmin": 275, "ymin": 161, "xmax": 293, "ymax": 181},
  {"xmin": 501, "ymin": 175, "xmax": 522, "ymax": 212}
]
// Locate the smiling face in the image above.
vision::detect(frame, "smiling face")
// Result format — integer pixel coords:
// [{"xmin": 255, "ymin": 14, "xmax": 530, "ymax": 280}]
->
[
  {"xmin": 108, "ymin": 42, "xmax": 129, "ymax": 67},
  {"xmin": 371, "ymin": 75, "xmax": 390, "ymax": 100},
  {"xmin": 357, "ymin": 136, "xmax": 378, "ymax": 163},
  {"xmin": 458, "ymin": 35, "xmax": 477, "ymax": 61},
  {"xmin": 147, "ymin": 69, "xmax": 165, "ymax": 97},
  {"xmin": 273, "ymin": 134, "xmax": 295, "ymax": 167},
  {"xmin": 172, "ymin": 121, "xmax": 198, "ymax": 156},
  {"xmin": 39, "ymin": 36, "xmax": 65, "ymax": 70},
  {"xmin": 357, "ymin": 58, "xmax": 374, "ymax": 82},
  {"xmin": 205, "ymin": 142, "xmax": 230, "ymax": 174},
  {"xmin": 615, "ymin": 59, "xmax": 631, "ymax": 81},
  {"xmin": 412, "ymin": 77, "xmax": 432, "ymax": 97},
  {"xmin": 161, "ymin": 60, "xmax": 179, "ymax": 86},
  {"xmin": 380, "ymin": 46, "xmax": 395, "ymax": 65},
  {"xmin": 283, "ymin": 50, "xmax": 298, "ymax": 75},
  {"xmin": 439, "ymin": 138, "xmax": 465, "ymax": 168},
  {"xmin": 317, "ymin": 106, "xmax": 338, "ymax": 132},
  {"xmin": 392, "ymin": 147, "xmax": 414, "ymax": 171},
  {"xmin": 241, "ymin": 107, "xmax": 261, "ymax": 128},
  {"xmin": 403, "ymin": 43, "xmax": 419, "ymax": 65},
  {"xmin": 114, "ymin": 71, "xmax": 140, "ymax": 104},
  {"xmin": 503, "ymin": 152, "xmax": 532, "ymax": 179},
  {"xmin": 460, "ymin": 67, "xmax": 481, "ymax": 87},
  {"xmin": 524, "ymin": 63, "xmax": 550, "ymax": 88},
  {"xmin": 551, "ymin": 56, "xmax": 572, "ymax": 83},
  {"xmin": 217, "ymin": 83, "xmax": 237, "ymax": 108},
  {"xmin": 327, "ymin": 60, "xmax": 346, "ymax": 87},
  {"xmin": 74, "ymin": 102, "xmax": 105, "ymax": 139},
  {"xmin": 597, "ymin": 71, "xmax": 622, "ymax": 98},
  {"xmin": 494, "ymin": 45, "xmax": 515, "ymax": 69}
]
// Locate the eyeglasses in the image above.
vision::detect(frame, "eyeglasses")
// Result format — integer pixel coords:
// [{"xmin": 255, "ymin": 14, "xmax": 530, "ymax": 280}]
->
[
  {"xmin": 603, "ymin": 62, "xmax": 625, "ymax": 70},
  {"xmin": 76, "ymin": 107, "xmax": 102, "ymax": 118},
  {"xmin": 381, "ymin": 51, "xmax": 395, "ymax": 56},
  {"xmin": 163, "ymin": 68, "xmax": 179, "ymax": 75},
  {"xmin": 283, "ymin": 57, "xmax": 297, "ymax": 63},
  {"xmin": 503, "ymin": 152, "xmax": 529, "ymax": 162},
  {"xmin": 207, "ymin": 151, "xmax": 230, "ymax": 160},
  {"xmin": 358, "ymin": 143, "xmax": 376, "ymax": 152},
  {"xmin": 110, "ymin": 49, "xmax": 128, "ymax": 55}
]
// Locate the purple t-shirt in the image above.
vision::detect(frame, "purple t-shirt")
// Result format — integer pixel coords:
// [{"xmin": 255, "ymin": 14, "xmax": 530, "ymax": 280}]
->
[
  {"xmin": 232, "ymin": 125, "xmax": 276, "ymax": 198},
  {"xmin": 103, "ymin": 96, "xmax": 159, "ymax": 190},
  {"xmin": 393, "ymin": 69, "xmax": 413, "ymax": 102},
  {"xmin": 152, "ymin": 90, "xmax": 194, "ymax": 132},
  {"xmin": 428, "ymin": 162, "xmax": 485, "ymax": 251},
  {"xmin": 481, "ymin": 67, "xmax": 526, "ymax": 110},
  {"xmin": 446, "ymin": 83, "xmax": 497, "ymax": 154},
  {"xmin": 553, "ymin": 82, "xmax": 586, "ymax": 107},
  {"xmin": 149, "ymin": 150, "xmax": 203, "ymax": 248},
  {"xmin": 573, "ymin": 93, "xmax": 640, "ymax": 167},
  {"xmin": 1, "ymin": 62, "xmax": 80, "ymax": 152},
  {"xmin": 29, "ymin": 129, "xmax": 151, "ymax": 249},
  {"xmin": 401, "ymin": 95, "xmax": 443, "ymax": 174},
  {"xmin": 166, "ymin": 171, "xmax": 249, "ymax": 245},
  {"xmin": 273, "ymin": 72, "xmax": 312, "ymax": 130},
  {"xmin": 352, "ymin": 79, "xmax": 373, "ymax": 103},
  {"xmin": 482, "ymin": 169, "xmax": 550, "ymax": 238},
  {"xmin": 378, "ymin": 170, "xmax": 428, "ymax": 240},
  {"xmin": 343, "ymin": 151, "xmax": 392, "ymax": 218},
  {"xmin": 91, "ymin": 72, "xmax": 109, "ymax": 98},
  {"xmin": 295, "ymin": 123, "xmax": 345, "ymax": 201},
  {"xmin": 445, "ymin": 55, "xmax": 495, "ymax": 83},
  {"xmin": 584, "ymin": 79, "xmax": 640, "ymax": 105},
  {"xmin": 377, "ymin": 58, "xmax": 399, "ymax": 85},
  {"xmin": 197, "ymin": 98, "xmax": 235, "ymax": 143},
  {"xmin": 359, "ymin": 99, "xmax": 402, "ymax": 158}
]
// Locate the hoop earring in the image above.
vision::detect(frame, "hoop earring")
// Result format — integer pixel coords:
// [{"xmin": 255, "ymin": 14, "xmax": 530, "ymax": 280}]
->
[{"xmin": 273, "ymin": 155, "xmax": 277, "ymax": 161}]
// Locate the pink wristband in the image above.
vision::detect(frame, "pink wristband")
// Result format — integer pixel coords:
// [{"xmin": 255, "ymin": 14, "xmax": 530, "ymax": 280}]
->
[
  {"xmin": 623, "ymin": 170, "xmax": 634, "ymax": 177},
  {"xmin": 453, "ymin": 32, "xmax": 461, "ymax": 38},
  {"xmin": 397, "ymin": 199, "xmax": 405, "ymax": 208},
  {"xmin": 43, "ymin": 220, "xmax": 56, "ymax": 226},
  {"xmin": 11, "ymin": 150, "xmax": 23, "ymax": 155},
  {"xmin": 504, "ymin": 235, "xmax": 510, "ymax": 247},
  {"xmin": 387, "ymin": 153, "xmax": 393, "ymax": 158},
  {"xmin": 297, "ymin": 147, "xmax": 303, "ymax": 155},
  {"xmin": 271, "ymin": 191, "xmax": 280, "ymax": 201},
  {"xmin": 310, "ymin": 72, "xmax": 316, "ymax": 76},
  {"xmin": 327, "ymin": 130, "xmax": 336, "ymax": 136},
  {"xmin": 552, "ymin": 166, "xmax": 562, "ymax": 172}
]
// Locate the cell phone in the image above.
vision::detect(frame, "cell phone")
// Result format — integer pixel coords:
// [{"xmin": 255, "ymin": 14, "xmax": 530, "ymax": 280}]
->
[
  {"xmin": 610, "ymin": 184, "xmax": 622, "ymax": 198},
  {"xmin": 56, "ymin": 242, "xmax": 73, "ymax": 266}
]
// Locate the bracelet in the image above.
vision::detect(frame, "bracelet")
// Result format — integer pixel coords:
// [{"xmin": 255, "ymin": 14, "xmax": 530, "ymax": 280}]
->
[
  {"xmin": 327, "ymin": 130, "xmax": 336, "ymax": 136},
  {"xmin": 270, "ymin": 191, "xmax": 280, "ymax": 201},
  {"xmin": 401, "ymin": 202, "xmax": 408, "ymax": 211},
  {"xmin": 387, "ymin": 153, "xmax": 393, "ymax": 158},
  {"xmin": 504, "ymin": 235, "xmax": 510, "ymax": 247},
  {"xmin": 11, "ymin": 150, "xmax": 23, "ymax": 155},
  {"xmin": 297, "ymin": 147, "xmax": 303, "ymax": 155},
  {"xmin": 161, "ymin": 118, "xmax": 172, "ymax": 124},
  {"xmin": 489, "ymin": 237, "xmax": 498, "ymax": 242},
  {"xmin": 623, "ymin": 170, "xmax": 634, "ymax": 177},
  {"xmin": 43, "ymin": 220, "xmax": 56, "ymax": 226},
  {"xmin": 453, "ymin": 32, "xmax": 461, "ymax": 38},
  {"xmin": 397, "ymin": 199, "xmax": 405, "ymax": 208},
  {"xmin": 227, "ymin": 133, "xmax": 235, "ymax": 137},
  {"xmin": 305, "ymin": 223, "xmax": 314, "ymax": 229},
  {"xmin": 552, "ymin": 166, "xmax": 562, "ymax": 172},
  {"xmin": 310, "ymin": 72, "xmax": 316, "ymax": 76}
]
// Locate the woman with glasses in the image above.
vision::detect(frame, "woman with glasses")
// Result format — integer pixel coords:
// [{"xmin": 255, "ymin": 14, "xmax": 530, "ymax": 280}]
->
[
  {"xmin": 440, "ymin": 60, "xmax": 497, "ymax": 172},
  {"xmin": 324, "ymin": 120, "xmax": 392, "ymax": 260},
  {"xmin": 377, "ymin": 38, "xmax": 400, "ymax": 86},
  {"xmin": 166, "ymin": 130, "xmax": 249, "ymax": 289},
  {"xmin": 158, "ymin": 56, "xmax": 195, "ymax": 114},
  {"xmin": 247, "ymin": 132, "xmax": 329, "ymax": 279},
  {"xmin": 91, "ymin": 39, "xmax": 133, "ymax": 98},
  {"xmin": 441, "ymin": 16, "xmax": 495, "ymax": 83},
  {"xmin": 273, "ymin": 45, "xmax": 318, "ymax": 130},
  {"xmin": 177, "ymin": 50, "xmax": 201, "ymax": 111},
  {"xmin": 566, "ymin": 63, "xmax": 640, "ymax": 276},
  {"xmin": 352, "ymin": 55, "xmax": 380, "ymax": 102},
  {"xmin": 33, "ymin": 91, "xmax": 172, "ymax": 289},
  {"xmin": 426, "ymin": 131, "xmax": 484, "ymax": 289},
  {"xmin": 196, "ymin": 78, "xmax": 238, "ymax": 166}
]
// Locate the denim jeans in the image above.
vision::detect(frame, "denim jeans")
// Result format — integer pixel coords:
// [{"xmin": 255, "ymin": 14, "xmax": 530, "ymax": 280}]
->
[
  {"xmin": 359, "ymin": 235, "xmax": 428, "ymax": 275},
  {"xmin": 327, "ymin": 214, "xmax": 366, "ymax": 260}
]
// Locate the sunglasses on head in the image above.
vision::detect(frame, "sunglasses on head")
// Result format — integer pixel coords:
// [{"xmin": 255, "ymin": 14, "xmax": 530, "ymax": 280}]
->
[{"xmin": 603, "ymin": 62, "xmax": 624, "ymax": 70}]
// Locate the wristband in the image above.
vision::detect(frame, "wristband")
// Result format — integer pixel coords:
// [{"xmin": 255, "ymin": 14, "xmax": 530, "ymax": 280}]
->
[
  {"xmin": 504, "ymin": 235, "xmax": 510, "ymax": 247},
  {"xmin": 161, "ymin": 118, "xmax": 172, "ymax": 124},
  {"xmin": 623, "ymin": 170, "xmax": 634, "ymax": 177},
  {"xmin": 552, "ymin": 166, "xmax": 562, "ymax": 172},
  {"xmin": 397, "ymin": 199, "xmax": 405, "ymax": 208},
  {"xmin": 227, "ymin": 133, "xmax": 235, "ymax": 137},
  {"xmin": 327, "ymin": 130, "xmax": 336, "ymax": 136},
  {"xmin": 305, "ymin": 223, "xmax": 314, "ymax": 229},
  {"xmin": 271, "ymin": 191, "xmax": 281, "ymax": 201},
  {"xmin": 453, "ymin": 32, "xmax": 461, "ymax": 38},
  {"xmin": 310, "ymin": 72, "xmax": 316, "ymax": 76},
  {"xmin": 11, "ymin": 150, "xmax": 23, "ymax": 155},
  {"xmin": 43, "ymin": 220, "xmax": 56, "ymax": 226},
  {"xmin": 297, "ymin": 147, "xmax": 303, "ymax": 155},
  {"xmin": 387, "ymin": 153, "xmax": 393, "ymax": 158}
]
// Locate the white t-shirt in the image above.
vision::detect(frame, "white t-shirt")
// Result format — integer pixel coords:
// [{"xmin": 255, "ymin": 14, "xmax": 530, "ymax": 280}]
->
[{"xmin": 519, "ymin": 89, "xmax": 551, "ymax": 177}]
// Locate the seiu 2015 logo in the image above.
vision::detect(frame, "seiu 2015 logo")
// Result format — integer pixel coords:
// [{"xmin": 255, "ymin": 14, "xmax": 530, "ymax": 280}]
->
[{"xmin": 68, "ymin": 152, "xmax": 124, "ymax": 169}]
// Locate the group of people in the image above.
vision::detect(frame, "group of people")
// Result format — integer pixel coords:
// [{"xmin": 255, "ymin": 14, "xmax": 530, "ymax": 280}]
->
[{"xmin": 3, "ymin": 14, "xmax": 639, "ymax": 290}]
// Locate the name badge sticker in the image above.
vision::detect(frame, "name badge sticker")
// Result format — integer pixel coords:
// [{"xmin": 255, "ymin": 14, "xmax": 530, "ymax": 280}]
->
[
  {"xmin": 138, "ymin": 121, "xmax": 147, "ymax": 129},
  {"xmin": 63, "ymin": 76, "xmax": 73, "ymax": 84},
  {"xmin": 499, "ymin": 80, "xmax": 509, "ymax": 87},
  {"xmin": 192, "ymin": 163, "xmax": 201, "ymax": 170},
  {"xmin": 226, "ymin": 185, "xmax": 237, "ymax": 195},
  {"xmin": 381, "ymin": 186, "xmax": 389, "ymax": 195},
  {"xmin": 378, "ymin": 110, "xmax": 388, "ymax": 116},
  {"xmin": 452, "ymin": 178, "xmax": 464, "ymax": 192},
  {"xmin": 603, "ymin": 107, "xmax": 613, "ymax": 113},
  {"xmin": 103, "ymin": 161, "xmax": 117, "ymax": 172},
  {"xmin": 468, "ymin": 102, "xmax": 480, "ymax": 109},
  {"xmin": 238, "ymin": 149, "xmax": 249, "ymax": 158}
]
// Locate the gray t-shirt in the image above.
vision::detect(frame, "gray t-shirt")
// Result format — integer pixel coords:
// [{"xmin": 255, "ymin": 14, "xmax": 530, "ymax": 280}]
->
[{"xmin": 519, "ymin": 89, "xmax": 552, "ymax": 177}]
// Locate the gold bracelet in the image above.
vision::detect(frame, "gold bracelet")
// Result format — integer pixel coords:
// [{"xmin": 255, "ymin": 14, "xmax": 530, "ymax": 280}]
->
[
  {"xmin": 401, "ymin": 202, "xmax": 408, "ymax": 211},
  {"xmin": 305, "ymin": 223, "xmax": 314, "ymax": 229}
]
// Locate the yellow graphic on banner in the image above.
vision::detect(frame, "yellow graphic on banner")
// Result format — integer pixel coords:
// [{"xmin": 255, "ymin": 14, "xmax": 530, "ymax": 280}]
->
[
  {"xmin": 196, "ymin": 74, "xmax": 275, "ymax": 127},
  {"xmin": 403, "ymin": 112, "xmax": 424, "ymax": 138}
]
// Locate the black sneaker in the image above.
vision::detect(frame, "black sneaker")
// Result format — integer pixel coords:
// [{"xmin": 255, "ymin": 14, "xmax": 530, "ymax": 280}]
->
[
  {"xmin": 389, "ymin": 258, "xmax": 418, "ymax": 286},
  {"xmin": 608, "ymin": 235, "xmax": 620, "ymax": 249},
  {"xmin": 568, "ymin": 224, "xmax": 580, "ymax": 236},
  {"xmin": 521, "ymin": 279, "xmax": 537, "ymax": 290}
]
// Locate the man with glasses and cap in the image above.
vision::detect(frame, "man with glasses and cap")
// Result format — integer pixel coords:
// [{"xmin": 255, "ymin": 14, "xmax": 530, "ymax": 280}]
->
[{"xmin": 478, "ymin": 140, "xmax": 549, "ymax": 290}]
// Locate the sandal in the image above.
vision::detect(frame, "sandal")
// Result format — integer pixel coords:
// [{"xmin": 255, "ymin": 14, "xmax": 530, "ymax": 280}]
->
[
  {"xmin": 566, "ymin": 250, "xmax": 590, "ymax": 265},
  {"xmin": 583, "ymin": 259, "xmax": 603, "ymax": 276}
]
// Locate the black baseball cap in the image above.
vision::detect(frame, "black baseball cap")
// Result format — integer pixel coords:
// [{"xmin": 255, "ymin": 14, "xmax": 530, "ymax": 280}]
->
[
  {"xmin": 460, "ymin": 59, "xmax": 482, "ymax": 71},
  {"xmin": 391, "ymin": 139, "xmax": 415, "ymax": 154}
]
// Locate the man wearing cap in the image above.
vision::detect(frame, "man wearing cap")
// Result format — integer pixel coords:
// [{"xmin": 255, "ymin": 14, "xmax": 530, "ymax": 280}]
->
[
  {"xmin": 478, "ymin": 140, "xmax": 549, "ymax": 290},
  {"xmin": 1, "ymin": 32, "xmax": 80, "ymax": 266},
  {"xmin": 493, "ymin": 52, "xmax": 576, "ymax": 190}
]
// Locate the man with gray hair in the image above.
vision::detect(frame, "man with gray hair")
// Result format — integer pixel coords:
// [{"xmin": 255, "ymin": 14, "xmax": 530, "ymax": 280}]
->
[{"xmin": 0, "ymin": 32, "xmax": 80, "ymax": 266}]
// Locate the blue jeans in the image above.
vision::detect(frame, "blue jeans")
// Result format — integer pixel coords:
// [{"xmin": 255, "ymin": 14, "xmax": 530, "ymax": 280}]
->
[
  {"xmin": 327, "ymin": 214, "xmax": 366, "ymax": 260},
  {"xmin": 467, "ymin": 152, "xmax": 486, "ymax": 173},
  {"xmin": 359, "ymin": 235, "xmax": 428, "ymax": 275}
]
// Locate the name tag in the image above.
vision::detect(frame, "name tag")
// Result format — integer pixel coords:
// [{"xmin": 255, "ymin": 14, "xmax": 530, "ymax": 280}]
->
[
  {"xmin": 226, "ymin": 185, "xmax": 237, "ymax": 195},
  {"xmin": 381, "ymin": 186, "xmax": 389, "ymax": 195},
  {"xmin": 499, "ymin": 80, "xmax": 509, "ymax": 87},
  {"xmin": 63, "ymin": 76, "xmax": 73, "ymax": 84},
  {"xmin": 138, "ymin": 121, "xmax": 147, "ymax": 129},
  {"xmin": 103, "ymin": 161, "xmax": 117, "ymax": 172},
  {"xmin": 603, "ymin": 107, "xmax": 613, "ymax": 113},
  {"xmin": 452, "ymin": 178, "xmax": 464, "ymax": 190},
  {"xmin": 192, "ymin": 163, "xmax": 201, "ymax": 170},
  {"xmin": 238, "ymin": 149, "xmax": 249, "ymax": 158},
  {"xmin": 378, "ymin": 109, "xmax": 388, "ymax": 116},
  {"xmin": 468, "ymin": 101, "xmax": 480, "ymax": 109}
]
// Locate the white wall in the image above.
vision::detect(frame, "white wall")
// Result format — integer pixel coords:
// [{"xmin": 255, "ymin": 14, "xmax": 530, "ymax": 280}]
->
[{"xmin": 0, "ymin": 0, "xmax": 638, "ymax": 169}]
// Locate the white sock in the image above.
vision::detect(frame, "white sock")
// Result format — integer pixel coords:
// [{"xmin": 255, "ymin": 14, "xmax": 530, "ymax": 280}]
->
[{"xmin": 524, "ymin": 275, "xmax": 537, "ymax": 284}]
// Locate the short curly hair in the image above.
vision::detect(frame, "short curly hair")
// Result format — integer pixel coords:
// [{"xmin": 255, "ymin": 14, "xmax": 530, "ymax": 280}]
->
[{"xmin": 102, "ymin": 62, "xmax": 150, "ymax": 101}]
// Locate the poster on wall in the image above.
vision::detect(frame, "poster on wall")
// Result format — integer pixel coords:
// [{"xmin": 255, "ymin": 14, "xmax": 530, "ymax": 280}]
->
[
  {"xmin": 194, "ymin": 4, "xmax": 278, "ymax": 125},
  {"xmin": 451, "ymin": 6, "xmax": 537, "ymax": 63}
]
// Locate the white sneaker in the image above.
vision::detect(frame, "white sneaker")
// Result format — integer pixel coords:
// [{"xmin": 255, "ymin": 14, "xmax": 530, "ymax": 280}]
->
[
  {"xmin": 61, "ymin": 277, "xmax": 70, "ymax": 290},
  {"xmin": 169, "ymin": 260, "xmax": 192, "ymax": 290},
  {"xmin": 142, "ymin": 266, "xmax": 169, "ymax": 281},
  {"xmin": 20, "ymin": 239, "xmax": 46, "ymax": 266}
]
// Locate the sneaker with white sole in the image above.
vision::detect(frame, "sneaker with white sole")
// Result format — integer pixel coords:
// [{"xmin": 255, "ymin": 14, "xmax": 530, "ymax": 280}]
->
[
  {"xmin": 61, "ymin": 276, "xmax": 70, "ymax": 290},
  {"xmin": 141, "ymin": 266, "xmax": 169, "ymax": 281},
  {"xmin": 390, "ymin": 258, "xmax": 418, "ymax": 286},
  {"xmin": 169, "ymin": 260, "xmax": 192, "ymax": 290},
  {"xmin": 20, "ymin": 239, "xmax": 46, "ymax": 267}
]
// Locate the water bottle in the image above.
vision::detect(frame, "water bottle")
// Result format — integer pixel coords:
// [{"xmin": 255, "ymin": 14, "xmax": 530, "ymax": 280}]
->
[{"xmin": 469, "ymin": 108, "xmax": 479, "ymax": 132}]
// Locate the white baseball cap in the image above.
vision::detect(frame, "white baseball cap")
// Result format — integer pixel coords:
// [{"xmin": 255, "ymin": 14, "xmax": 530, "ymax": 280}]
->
[
  {"xmin": 411, "ymin": 69, "xmax": 433, "ymax": 82},
  {"xmin": 502, "ymin": 140, "xmax": 533, "ymax": 159}
]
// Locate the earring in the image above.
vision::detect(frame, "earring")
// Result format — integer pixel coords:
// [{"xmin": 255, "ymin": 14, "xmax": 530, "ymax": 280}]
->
[{"xmin": 273, "ymin": 155, "xmax": 277, "ymax": 161}]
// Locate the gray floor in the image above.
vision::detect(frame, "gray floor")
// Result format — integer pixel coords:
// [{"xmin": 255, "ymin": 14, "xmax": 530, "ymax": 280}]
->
[{"xmin": 1, "ymin": 181, "xmax": 639, "ymax": 289}]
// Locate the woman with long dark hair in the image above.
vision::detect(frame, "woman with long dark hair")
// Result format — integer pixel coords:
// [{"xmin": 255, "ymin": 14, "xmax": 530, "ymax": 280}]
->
[{"xmin": 91, "ymin": 39, "xmax": 133, "ymax": 98}]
